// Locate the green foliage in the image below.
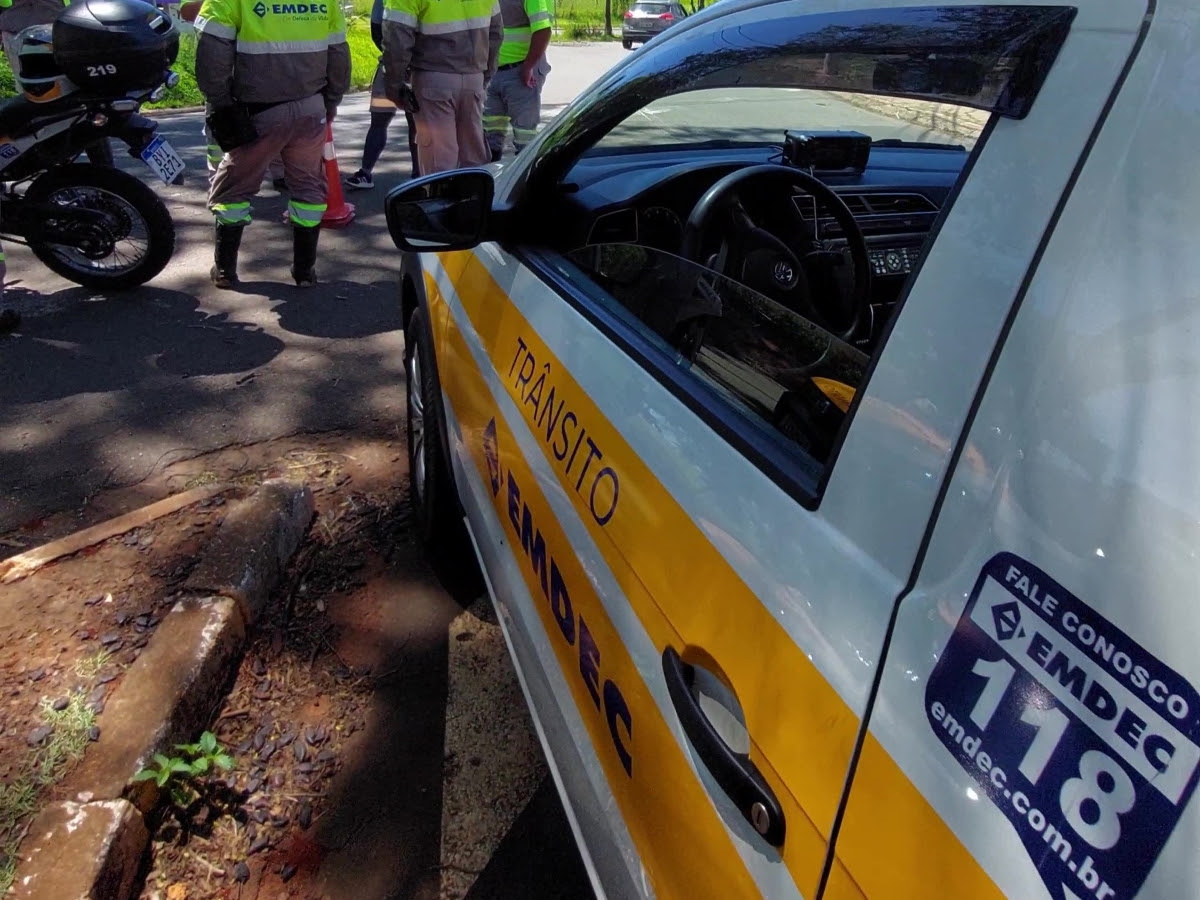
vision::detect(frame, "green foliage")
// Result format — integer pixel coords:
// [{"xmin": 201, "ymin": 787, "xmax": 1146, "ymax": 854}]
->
[
  {"xmin": 0, "ymin": 21, "xmax": 377, "ymax": 110},
  {"xmin": 147, "ymin": 32, "xmax": 204, "ymax": 110},
  {"xmin": 346, "ymin": 24, "xmax": 381, "ymax": 91},
  {"xmin": 552, "ymin": 0, "xmax": 707, "ymax": 40},
  {"xmin": 133, "ymin": 731, "xmax": 234, "ymax": 808}
]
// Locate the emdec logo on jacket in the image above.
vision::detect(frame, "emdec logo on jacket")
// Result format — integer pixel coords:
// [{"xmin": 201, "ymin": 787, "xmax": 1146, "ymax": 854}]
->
[{"xmin": 252, "ymin": 1, "xmax": 328, "ymax": 15}]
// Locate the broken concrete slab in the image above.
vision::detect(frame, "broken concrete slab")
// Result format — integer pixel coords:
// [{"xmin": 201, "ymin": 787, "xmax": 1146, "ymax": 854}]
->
[
  {"xmin": 61, "ymin": 596, "xmax": 246, "ymax": 814},
  {"xmin": 183, "ymin": 479, "xmax": 314, "ymax": 625},
  {"xmin": 10, "ymin": 800, "xmax": 148, "ymax": 900}
]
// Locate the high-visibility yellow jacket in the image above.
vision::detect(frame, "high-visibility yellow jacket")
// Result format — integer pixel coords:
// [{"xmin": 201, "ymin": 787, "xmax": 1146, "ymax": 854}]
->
[
  {"xmin": 496, "ymin": 0, "xmax": 550, "ymax": 67},
  {"xmin": 195, "ymin": 0, "xmax": 350, "ymax": 109},
  {"xmin": 381, "ymin": 0, "xmax": 503, "ymax": 100}
]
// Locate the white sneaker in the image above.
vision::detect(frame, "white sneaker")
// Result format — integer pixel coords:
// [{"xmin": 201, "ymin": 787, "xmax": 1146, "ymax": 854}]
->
[{"xmin": 344, "ymin": 171, "xmax": 374, "ymax": 190}]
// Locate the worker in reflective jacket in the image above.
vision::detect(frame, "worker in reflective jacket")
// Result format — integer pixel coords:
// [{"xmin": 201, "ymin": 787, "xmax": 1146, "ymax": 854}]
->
[
  {"xmin": 482, "ymin": 0, "xmax": 550, "ymax": 161},
  {"xmin": 195, "ymin": 0, "xmax": 351, "ymax": 288},
  {"xmin": 382, "ymin": 0, "xmax": 502, "ymax": 174}
]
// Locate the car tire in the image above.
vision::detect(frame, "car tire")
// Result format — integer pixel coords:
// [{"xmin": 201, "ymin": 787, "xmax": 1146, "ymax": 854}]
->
[
  {"xmin": 405, "ymin": 305, "xmax": 476, "ymax": 580},
  {"xmin": 622, "ymin": 38, "xmax": 633, "ymax": 49}
]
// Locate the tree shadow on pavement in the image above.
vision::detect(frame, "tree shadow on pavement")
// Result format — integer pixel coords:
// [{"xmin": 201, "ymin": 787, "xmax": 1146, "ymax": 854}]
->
[
  {"xmin": 0, "ymin": 288, "xmax": 284, "ymax": 406},
  {"xmin": 464, "ymin": 777, "xmax": 594, "ymax": 900},
  {"xmin": 258, "ymin": 278, "xmax": 402, "ymax": 341}
]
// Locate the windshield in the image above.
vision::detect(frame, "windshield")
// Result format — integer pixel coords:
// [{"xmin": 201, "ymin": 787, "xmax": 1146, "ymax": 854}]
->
[{"xmin": 590, "ymin": 87, "xmax": 983, "ymax": 154}]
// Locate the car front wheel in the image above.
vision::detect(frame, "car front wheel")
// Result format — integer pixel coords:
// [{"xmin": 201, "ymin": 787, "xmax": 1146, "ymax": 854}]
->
[
  {"xmin": 405, "ymin": 305, "xmax": 473, "ymax": 572},
  {"xmin": 622, "ymin": 38, "xmax": 633, "ymax": 49}
]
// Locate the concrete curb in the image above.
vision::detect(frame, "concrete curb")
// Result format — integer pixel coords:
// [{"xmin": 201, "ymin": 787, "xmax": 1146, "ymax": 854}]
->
[
  {"xmin": 839, "ymin": 91, "xmax": 988, "ymax": 143},
  {"xmin": 11, "ymin": 480, "xmax": 315, "ymax": 900},
  {"xmin": 9, "ymin": 801, "xmax": 148, "ymax": 900}
]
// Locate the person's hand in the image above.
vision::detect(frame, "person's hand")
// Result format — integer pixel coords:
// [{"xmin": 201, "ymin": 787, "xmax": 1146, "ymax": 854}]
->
[
  {"xmin": 519, "ymin": 60, "xmax": 536, "ymax": 89},
  {"xmin": 399, "ymin": 84, "xmax": 419, "ymax": 114}
]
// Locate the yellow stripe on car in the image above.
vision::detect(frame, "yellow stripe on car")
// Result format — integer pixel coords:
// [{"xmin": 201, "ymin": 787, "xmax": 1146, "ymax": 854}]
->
[
  {"xmin": 430, "ymin": 249, "xmax": 1005, "ymax": 899},
  {"xmin": 440, "ymin": 251, "xmax": 851, "ymax": 895},
  {"xmin": 427, "ymin": 272, "xmax": 765, "ymax": 899}
]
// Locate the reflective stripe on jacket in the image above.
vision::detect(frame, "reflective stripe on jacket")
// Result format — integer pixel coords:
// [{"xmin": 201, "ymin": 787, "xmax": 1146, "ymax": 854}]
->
[
  {"xmin": 381, "ymin": 0, "xmax": 502, "ymax": 99},
  {"xmin": 195, "ymin": 0, "xmax": 351, "ymax": 107},
  {"xmin": 496, "ymin": 0, "xmax": 549, "ymax": 67}
]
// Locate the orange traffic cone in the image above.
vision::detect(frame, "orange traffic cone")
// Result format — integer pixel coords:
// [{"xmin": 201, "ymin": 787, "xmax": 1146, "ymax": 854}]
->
[{"xmin": 321, "ymin": 121, "xmax": 355, "ymax": 229}]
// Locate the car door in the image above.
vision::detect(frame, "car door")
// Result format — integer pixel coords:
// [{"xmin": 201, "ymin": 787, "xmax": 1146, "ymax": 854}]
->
[
  {"xmin": 822, "ymin": 2, "xmax": 1176, "ymax": 900},
  {"xmin": 410, "ymin": 4, "xmax": 1120, "ymax": 899}
]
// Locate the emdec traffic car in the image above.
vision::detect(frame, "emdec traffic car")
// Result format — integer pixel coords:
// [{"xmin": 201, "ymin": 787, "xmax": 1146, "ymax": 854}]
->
[{"xmin": 387, "ymin": 1, "xmax": 1200, "ymax": 897}]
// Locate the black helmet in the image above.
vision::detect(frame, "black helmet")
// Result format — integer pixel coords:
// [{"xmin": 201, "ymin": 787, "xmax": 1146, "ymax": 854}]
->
[{"xmin": 53, "ymin": 0, "xmax": 179, "ymax": 94}]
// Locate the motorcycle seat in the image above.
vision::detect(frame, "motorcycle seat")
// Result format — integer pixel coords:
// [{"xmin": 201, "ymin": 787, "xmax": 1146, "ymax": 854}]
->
[{"xmin": 0, "ymin": 94, "xmax": 83, "ymax": 142}]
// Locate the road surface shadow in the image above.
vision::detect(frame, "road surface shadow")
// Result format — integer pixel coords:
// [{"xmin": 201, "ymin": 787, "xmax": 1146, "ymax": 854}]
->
[
  {"xmin": 464, "ymin": 777, "xmax": 595, "ymax": 900},
  {"xmin": 0, "ymin": 288, "xmax": 284, "ymax": 405}
]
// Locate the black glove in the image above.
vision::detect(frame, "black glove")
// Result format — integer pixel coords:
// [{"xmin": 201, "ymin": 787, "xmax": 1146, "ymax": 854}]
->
[
  {"xmin": 371, "ymin": 21, "xmax": 383, "ymax": 50},
  {"xmin": 399, "ymin": 83, "xmax": 420, "ymax": 114},
  {"xmin": 206, "ymin": 104, "xmax": 258, "ymax": 152}
]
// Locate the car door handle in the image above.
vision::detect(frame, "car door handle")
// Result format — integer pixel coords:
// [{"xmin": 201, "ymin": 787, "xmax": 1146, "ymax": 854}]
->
[{"xmin": 662, "ymin": 647, "xmax": 786, "ymax": 846}]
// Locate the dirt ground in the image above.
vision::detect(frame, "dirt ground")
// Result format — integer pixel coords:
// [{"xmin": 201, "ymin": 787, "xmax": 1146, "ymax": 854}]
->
[
  {"xmin": 1, "ymin": 426, "xmax": 585, "ymax": 900},
  {"xmin": 0, "ymin": 431, "xmax": 448, "ymax": 898}
]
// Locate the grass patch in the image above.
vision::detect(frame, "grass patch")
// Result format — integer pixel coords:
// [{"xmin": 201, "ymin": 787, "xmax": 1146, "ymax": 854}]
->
[
  {"xmin": 74, "ymin": 648, "xmax": 112, "ymax": 680},
  {"xmin": 0, "ymin": 19, "xmax": 379, "ymax": 111},
  {"xmin": 0, "ymin": 692, "xmax": 97, "ymax": 895},
  {"xmin": 35, "ymin": 693, "xmax": 97, "ymax": 786}
]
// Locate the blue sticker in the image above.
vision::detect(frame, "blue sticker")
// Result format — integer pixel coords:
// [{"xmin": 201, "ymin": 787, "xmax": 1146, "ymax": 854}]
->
[
  {"xmin": 0, "ymin": 143, "xmax": 20, "ymax": 160},
  {"xmin": 926, "ymin": 553, "xmax": 1200, "ymax": 900}
]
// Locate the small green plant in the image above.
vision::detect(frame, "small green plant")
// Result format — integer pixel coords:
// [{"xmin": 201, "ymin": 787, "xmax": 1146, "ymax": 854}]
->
[
  {"xmin": 73, "ymin": 649, "xmax": 112, "ymax": 679},
  {"xmin": 134, "ymin": 731, "xmax": 234, "ymax": 807}
]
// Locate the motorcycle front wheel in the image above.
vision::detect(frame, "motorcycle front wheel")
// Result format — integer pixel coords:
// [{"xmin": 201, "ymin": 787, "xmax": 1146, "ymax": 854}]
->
[{"xmin": 25, "ymin": 163, "xmax": 175, "ymax": 290}]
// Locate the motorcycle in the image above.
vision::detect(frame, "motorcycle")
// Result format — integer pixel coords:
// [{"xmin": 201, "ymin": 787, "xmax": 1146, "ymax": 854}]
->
[{"xmin": 0, "ymin": 0, "xmax": 183, "ymax": 290}]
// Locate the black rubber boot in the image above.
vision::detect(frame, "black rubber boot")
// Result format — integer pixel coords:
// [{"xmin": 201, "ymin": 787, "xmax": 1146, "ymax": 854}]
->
[
  {"xmin": 210, "ymin": 223, "xmax": 244, "ymax": 289},
  {"xmin": 490, "ymin": 146, "xmax": 502, "ymax": 163},
  {"xmin": 291, "ymin": 226, "xmax": 320, "ymax": 287}
]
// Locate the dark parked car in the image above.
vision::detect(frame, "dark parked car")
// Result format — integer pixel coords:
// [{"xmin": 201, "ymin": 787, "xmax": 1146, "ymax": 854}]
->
[{"xmin": 621, "ymin": 0, "xmax": 686, "ymax": 49}]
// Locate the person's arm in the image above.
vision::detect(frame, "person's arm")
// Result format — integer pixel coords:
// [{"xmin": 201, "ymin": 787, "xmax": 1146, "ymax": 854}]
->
[
  {"xmin": 324, "ymin": 0, "xmax": 351, "ymax": 117},
  {"xmin": 194, "ymin": 0, "xmax": 238, "ymax": 108},
  {"xmin": 485, "ymin": 3, "xmax": 502, "ymax": 83},
  {"xmin": 382, "ymin": 0, "xmax": 419, "ymax": 104},
  {"xmin": 180, "ymin": 0, "xmax": 203, "ymax": 21},
  {"xmin": 369, "ymin": 0, "xmax": 384, "ymax": 48},
  {"xmin": 518, "ymin": 0, "xmax": 551, "ymax": 90}
]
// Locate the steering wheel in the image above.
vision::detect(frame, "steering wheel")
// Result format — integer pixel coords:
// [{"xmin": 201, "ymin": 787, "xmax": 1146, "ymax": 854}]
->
[{"xmin": 680, "ymin": 164, "xmax": 872, "ymax": 343}]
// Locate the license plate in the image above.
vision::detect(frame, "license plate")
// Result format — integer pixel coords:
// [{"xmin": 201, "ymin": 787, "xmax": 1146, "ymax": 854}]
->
[{"xmin": 140, "ymin": 135, "xmax": 185, "ymax": 184}]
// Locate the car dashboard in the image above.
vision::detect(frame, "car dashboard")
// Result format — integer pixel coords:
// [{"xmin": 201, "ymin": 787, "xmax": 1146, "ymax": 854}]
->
[{"xmin": 557, "ymin": 143, "xmax": 969, "ymax": 318}]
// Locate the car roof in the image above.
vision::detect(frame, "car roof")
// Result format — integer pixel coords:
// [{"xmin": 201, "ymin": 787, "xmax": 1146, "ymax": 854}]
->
[{"xmin": 675, "ymin": 0, "xmax": 1187, "ymax": 31}]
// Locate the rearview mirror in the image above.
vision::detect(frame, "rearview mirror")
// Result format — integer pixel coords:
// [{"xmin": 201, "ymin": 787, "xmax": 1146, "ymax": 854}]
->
[{"xmin": 385, "ymin": 169, "xmax": 494, "ymax": 252}]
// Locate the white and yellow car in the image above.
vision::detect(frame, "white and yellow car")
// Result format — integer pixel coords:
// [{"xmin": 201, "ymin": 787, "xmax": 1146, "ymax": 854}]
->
[{"xmin": 386, "ymin": 1, "xmax": 1200, "ymax": 897}]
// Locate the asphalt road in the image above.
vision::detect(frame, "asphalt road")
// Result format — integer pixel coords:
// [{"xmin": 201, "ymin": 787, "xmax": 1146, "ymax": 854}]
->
[{"xmin": 0, "ymin": 41, "xmax": 630, "ymax": 533}]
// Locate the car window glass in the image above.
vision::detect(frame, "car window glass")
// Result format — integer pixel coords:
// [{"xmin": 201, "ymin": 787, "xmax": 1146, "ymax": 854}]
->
[
  {"xmin": 525, "ymin": 5, "xmax": 1075, "ymax": 497},
  {"xmin": 592, "ymin": 87, "xmax": 984, "ymax": 152},
  {"xmin": 559, "ymin": 245, "xmax": 868, "ymax": 468}
]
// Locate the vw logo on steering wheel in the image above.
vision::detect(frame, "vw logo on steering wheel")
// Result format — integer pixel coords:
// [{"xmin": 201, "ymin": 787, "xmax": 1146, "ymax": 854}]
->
[{"xmin": 773, "ymin": 259, "xmax": 796, "ymax": 287}]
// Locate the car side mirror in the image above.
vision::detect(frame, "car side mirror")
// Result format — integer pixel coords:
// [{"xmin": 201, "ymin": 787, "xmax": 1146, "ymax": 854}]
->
[{"xmin": 385, "ymin": 169, "xmax": 494, "ymax": 252}]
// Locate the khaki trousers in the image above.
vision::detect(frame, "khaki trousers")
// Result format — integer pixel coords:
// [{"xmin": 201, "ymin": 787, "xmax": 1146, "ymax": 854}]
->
[
  {"xmin": 208, "ymin": 94, "xmax": 327, "ymax": 228},
  {"xmin": 411, "ymin": 70, "xmax": 489, "ymax": 174}
]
